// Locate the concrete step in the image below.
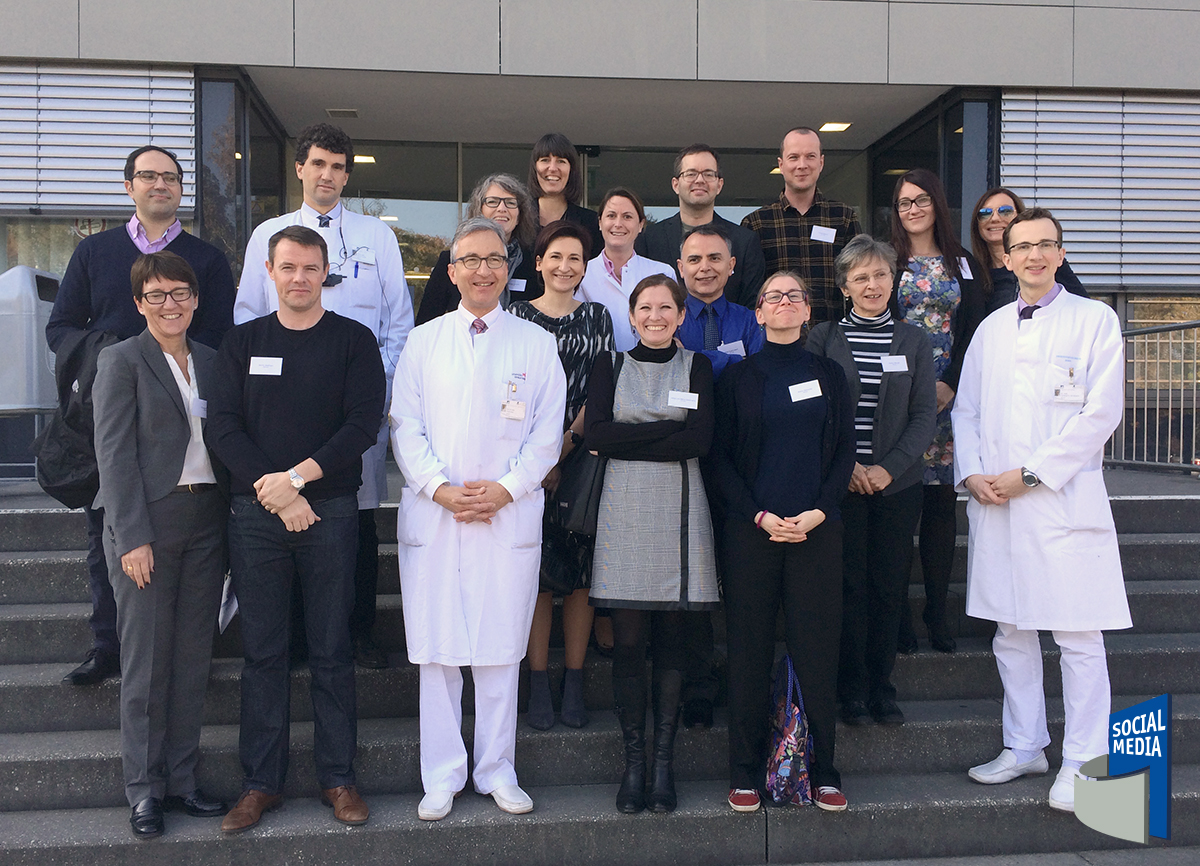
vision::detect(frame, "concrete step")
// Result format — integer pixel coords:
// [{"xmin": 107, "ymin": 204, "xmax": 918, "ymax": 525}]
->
[
  {"xmin": 0, "ymin": 768, "xmax": 1195, "ymax": 866},
  {"xmin": 0, "ymin": 693, "xmax": 1195, "ymax": 811},
  {"xmin": 0, "ymin": 509, "xmax": 86, "ymax": 552},
  {"xmin": 791, "ymin": 849, "xmax": 1200, "ymax": 866}
]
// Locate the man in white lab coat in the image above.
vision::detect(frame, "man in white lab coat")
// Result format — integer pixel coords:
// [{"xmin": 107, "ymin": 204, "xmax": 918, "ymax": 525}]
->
[
  {"xmin": 390, "ymin": 217, "xmax": 566, "ymax": 821},
  {"xmin": 235, "ymin": 123, "xmax": 413, "ymax": 669},
  {"xmin": 952, "ymin": 207, "xmax": 1131, "ymax": 813}
]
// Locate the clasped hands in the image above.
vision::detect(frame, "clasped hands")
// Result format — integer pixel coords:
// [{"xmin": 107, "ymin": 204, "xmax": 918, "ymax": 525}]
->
[
  {"xmin": 434, "ymin": 480, "xmax": 513, "ymax": 524},
  {"xmin": 757, "ymin": 508, "xmax": 826, "ymax": 543},
  {"xmin": 254, "ymin": 471, "xmax": 320, "ymax": 532},
  {"xmin": 848, "ymin": 462, "xmax": 892, "ymax": 495},
  {"xmin": 963, "ymin": 468, "xmax": 1028, "ymax": 505}
]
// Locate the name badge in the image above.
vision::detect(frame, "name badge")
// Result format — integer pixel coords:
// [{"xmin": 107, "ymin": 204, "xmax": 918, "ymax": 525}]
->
[
  {"xmin": 958, "ymin": 257, "xmax": 974, "ymax": 280},
  {"xmin": 880, "ymin": 355, "xmax": 909, "ymax": 373},
  {"xmin": 501, "ymin": 400, "xmax": 527, "ymax": 420},
  {"xmin": 350, "ymin": 248, "xmax": 376, "ymax": 266},
  {"xmin": 717, "ymin": 340, "xmax": 745, "ymax": 357},
  {"xmin": 249, "ymin": 356, "xmax": 283, "ymax": 376},
  {"xmin": 789, "ymin": 380, "xmax": 822, "ymax": 402},
  {"xmin": 191, "ymin": 396, "xmax": 207, "ymax": 418},
  {"xmin": 1055, "ymin": 384, "xmax": 1085, "ymax": 403},
  {"xmin": 508, "ymin": 278, "xmax": 528, "ymax": 294},
  {"xmin": 810, "ymin": 225, "xmax": 837, "ymax": 243},
  {"xmin": 668, "ymin": 390, "xmax": 699, "ymax": 410}
]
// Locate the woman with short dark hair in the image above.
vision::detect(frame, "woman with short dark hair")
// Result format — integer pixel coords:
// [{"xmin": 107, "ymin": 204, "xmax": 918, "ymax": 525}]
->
[{"xmin": 529, "ymin": 133, "xmax": 602, "ymax": 256}]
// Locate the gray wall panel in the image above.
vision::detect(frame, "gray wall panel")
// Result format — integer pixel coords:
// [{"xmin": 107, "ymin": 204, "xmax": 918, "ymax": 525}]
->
[
  {"xmin": 1074, "ymin": 7, "xmax": 1200, "ymax": 89},
  {"xmin": 0, "ymin": 0, "xmax": 78, "ymax": 58}
]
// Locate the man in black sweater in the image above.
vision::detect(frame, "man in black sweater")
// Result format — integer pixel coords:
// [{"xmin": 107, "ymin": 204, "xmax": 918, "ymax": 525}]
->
[
  {"xmin": 47, "ymin": 145, "xmax": 235, "ymax": 686},
  {"xmin": 206, "ymin": 226, "xmax": 384, "ymax": 834}
]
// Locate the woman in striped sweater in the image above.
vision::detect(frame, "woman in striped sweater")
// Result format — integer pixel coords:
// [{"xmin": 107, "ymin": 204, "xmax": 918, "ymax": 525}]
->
[{"xmin": 807, "ymin": 235, "xmax": 938, "ymax": 727}]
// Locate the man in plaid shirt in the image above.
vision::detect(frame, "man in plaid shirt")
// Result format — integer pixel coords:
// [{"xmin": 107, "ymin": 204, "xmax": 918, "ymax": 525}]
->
[{"xmin": 741, "ymin": 128, "xmax": 861, "ymax": 324}]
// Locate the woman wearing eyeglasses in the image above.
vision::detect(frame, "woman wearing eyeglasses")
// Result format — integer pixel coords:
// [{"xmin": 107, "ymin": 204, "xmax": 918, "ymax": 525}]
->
[
  {"xmin": 415, "ymin": 174, "xmax": 540, "ymax": 325},
  {"xmin": 889, "ymin": 168, "xmax": 986, "ymax": 656},
  {"xmin": 969, "ymin": 187, "xmax": 1088, "ymax": 315},
  {"xmin": 529, "ymin": 133, "xmax": 603, "ymax": 257},
  {"xmin": 92, "ymin": 252, "xmax": 229, "ymax": 838},
  {"xmin": 806, "ymin": 236, "xmax": 937, "ymax": 728},
  {"xmin": 711, "ymin": 272, "xmax": 855, "ymax": 814}
]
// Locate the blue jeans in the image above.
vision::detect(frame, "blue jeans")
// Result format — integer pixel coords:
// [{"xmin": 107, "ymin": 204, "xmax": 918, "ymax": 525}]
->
[{"xmin": 229, "ymin": 493, "xmax": 358, "ymax": 793}]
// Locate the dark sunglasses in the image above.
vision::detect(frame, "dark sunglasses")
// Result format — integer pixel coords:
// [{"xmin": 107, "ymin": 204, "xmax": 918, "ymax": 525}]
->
[{"xmin": 978, "ymin": 205, "xmax": 1017, "ymax": 220}]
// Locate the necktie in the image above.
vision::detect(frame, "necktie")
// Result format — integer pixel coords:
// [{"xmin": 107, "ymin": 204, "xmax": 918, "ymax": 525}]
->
[
  {"xmin": 1019, "ymin": 304, "xmax": 1039, "ymax": 321},
  {"xmin": 471, "ymin": 318, "xmax": 488, "ymax": 337},
  {"xmin": 703, "ymin": 304, "xmax": 720, "ymax": 351},
  {"xmin": 317, "ymin": 214, "xmax": 331, "ymax": 228}
]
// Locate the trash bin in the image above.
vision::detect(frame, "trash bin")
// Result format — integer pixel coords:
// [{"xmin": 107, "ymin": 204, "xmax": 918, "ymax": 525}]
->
[{"xmin": 0, "ymin": 265, "xmax": 60, "ymax": 414}]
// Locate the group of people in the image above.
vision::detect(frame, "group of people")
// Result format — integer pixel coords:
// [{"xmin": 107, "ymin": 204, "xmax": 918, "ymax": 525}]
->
[{"xmin": 46, "ymin": 121, "xmax": 1130, "ymax": 839}]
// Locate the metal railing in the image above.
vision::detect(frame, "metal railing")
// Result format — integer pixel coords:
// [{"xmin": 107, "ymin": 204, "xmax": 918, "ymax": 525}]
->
[{"xmin": 1106, "ymin": 319, "xmax": 1200, "ymax": 472}]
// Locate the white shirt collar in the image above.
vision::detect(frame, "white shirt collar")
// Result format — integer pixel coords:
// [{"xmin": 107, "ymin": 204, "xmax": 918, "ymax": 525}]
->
[{"xmin": 299, "ymin": 201, "xmax": 343, "ymax": 227}]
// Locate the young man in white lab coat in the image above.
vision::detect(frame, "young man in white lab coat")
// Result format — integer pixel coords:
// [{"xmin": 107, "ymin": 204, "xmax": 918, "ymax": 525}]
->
[
  {"xmin": 952, "ymin": 207, "xmax": 1131, "ymax": 813},
  {"xmin": 389, "ymin": 217, "xmax": 566, "ymax": 821}
]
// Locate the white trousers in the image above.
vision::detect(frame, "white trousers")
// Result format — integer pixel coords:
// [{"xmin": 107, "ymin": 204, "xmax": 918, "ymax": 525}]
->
[
  {"xmin": 419, "ymin": 662, "xmax": 521, "ymax": 794},
  {"xmin": 993, "ymin": 621, "xmax": 1111, "ymax": 762}
]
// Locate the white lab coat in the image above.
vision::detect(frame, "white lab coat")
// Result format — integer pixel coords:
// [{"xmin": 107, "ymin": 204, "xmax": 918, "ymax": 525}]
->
[
  {"xmin": 952, "ymin": 290, "xmax": 1132, "ymax": 632},
  {"xmin": 390, "ymin": 305, "xmax": 566, "ymax": 666},
  {"xmin": 579, "ymin": 251, "xmax": 676, "ymax": 351},
  {"xmin": 236, "ymin": 203, "xmax": 414, "ymax": 508}
]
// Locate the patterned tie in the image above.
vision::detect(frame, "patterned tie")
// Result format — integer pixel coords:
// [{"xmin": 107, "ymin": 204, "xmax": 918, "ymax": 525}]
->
[
  {"xmin": 471, "ymin": 317, "xmax": 488, "ymax": 337},
  {"xmin": 703, "ymin": 304, "xmax": 720, "ymax": 351},
  {"xmin": 317, "ymin": 214, "xmax": 331, "ymax": 228},
  {"xmin": 1019, "ymin": 304, "xmax": 1039, "ymax": 320}
]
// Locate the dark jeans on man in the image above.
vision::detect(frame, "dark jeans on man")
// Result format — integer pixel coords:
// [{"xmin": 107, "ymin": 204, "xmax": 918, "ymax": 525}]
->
[
  {"xmin": 230, "ymin": 493, "xmax": 359, "ymax": 794},
  {"xmin": 724, "ymin": 518, "xmax": 843, "ymax": 792},
  {"xmin": 351, "ymin": 509, "xmax": 379, "ymax": 640},
  {"xmin": 85, "ymin": 506, "xmax": 120, "ymax": 657},
  {"xmin": 838, "ymin": 483, "xmax": 923, "ymax": 708}
]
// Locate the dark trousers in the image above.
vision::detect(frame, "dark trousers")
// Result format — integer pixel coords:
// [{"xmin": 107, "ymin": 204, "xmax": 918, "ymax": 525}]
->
[
  {"xmin": 838, "ymin": 484, "xmax": 923, "ymax": 707},
  {"xmin": 85, "ymin": 506, "xmax": 120, "ymax": 657},
  {"xmin": 682, "ymin": 612, "xmax": 718, "ymax": 706},
  {"xmin": 724, "ymin": 518, "xmax": 843, "ymax": 791},
  {"xmin": 230, "ymin": 494, "xmax": 359, "ymax": 794},
  {"xmin": 899, "ymin": 484, "xmax": 958, "ymax": 644},
  {"xmin": 350, "ymin": 509, "xmax": 378, "ymax": 640}
]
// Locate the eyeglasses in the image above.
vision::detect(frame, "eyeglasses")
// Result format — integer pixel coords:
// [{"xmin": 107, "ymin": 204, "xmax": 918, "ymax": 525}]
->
[
  {"xmin": 1007, "ymin": 240, "xmax": 1060, "ymax": 256},
  {"xmin": 676, "ymin": 169, "xmax": 720, "ymax": 182},
  {"xmin": 482, "ymin": 196, "xmax": 519, "ymax": 210},
  {"xmin": 453, "ymin": 254, "xmax": 508, "ymax": 271},
  {"xmin": 846, "ymin": 270, "xmax": 893, "ymax": 288},
  {"xmin": 896, "ymin": 193, "xmax": 932, "ymax": 212},
  {"xmin": 131, "ymin": 170, "xmax": 181, "ymax": 186},
  {"xmin": 978, "ymin": 205, "xmax": 1016, "ymax": 220},
  {"xmin": 139, "ymin": 287, "xmax": 195, "ymax": 305},
  {"xmin": 759, "ymin": 290, "xmax": 808, "ymax": 306}
]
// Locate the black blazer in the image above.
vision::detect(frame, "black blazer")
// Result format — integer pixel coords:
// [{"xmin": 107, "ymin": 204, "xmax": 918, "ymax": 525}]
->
[
  {"xmin": 558, "ymin": 201, "xmax": 603, "ymax": 259},
  {"xmin": 635, "ymin": 212, "xmax": 767, "ymax": 308},
  {"xmin": 415, "ymin": 247, "xmax": 539, "ymax": 326}
]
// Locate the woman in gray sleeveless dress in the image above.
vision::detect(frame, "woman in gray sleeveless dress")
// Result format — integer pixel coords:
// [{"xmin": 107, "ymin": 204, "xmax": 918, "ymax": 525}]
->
[{"xmin": 583, "ymin": 274, "xmax": 718, "ymax": 815}]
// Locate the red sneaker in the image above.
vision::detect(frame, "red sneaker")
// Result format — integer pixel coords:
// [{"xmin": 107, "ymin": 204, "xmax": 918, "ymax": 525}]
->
[
  {"xmin": 814, "ymin": 786, "xmax": 847, "ymax": 812},
  {"xmin": 727, "ymin": 789, "xmax": 761, "ymax": 812}
]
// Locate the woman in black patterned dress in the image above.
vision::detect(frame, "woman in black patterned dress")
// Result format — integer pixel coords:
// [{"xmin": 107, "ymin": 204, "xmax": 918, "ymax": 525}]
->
[{"xmin": 509, "ymin": 220, "xmax": 613, "ymax": 731}]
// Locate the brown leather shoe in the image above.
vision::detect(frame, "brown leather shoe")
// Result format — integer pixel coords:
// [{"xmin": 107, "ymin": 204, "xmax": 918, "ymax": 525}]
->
[
  {"xmin": 321, "ymin": 785, "xmax": 369, "ymax": 825},
  {"xmin": 221, "ymin": 789, "xmax": 283, "ymax": 834}
]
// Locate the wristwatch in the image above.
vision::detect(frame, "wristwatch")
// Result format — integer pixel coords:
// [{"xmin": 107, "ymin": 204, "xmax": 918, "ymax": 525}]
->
[
  {"xmin": 1021, "ymin": 467, "xmax": 1040, "ymax": 488},
  {"xmin": 288, "ymin": 467, "xmax": 306, "ymax": 490}
]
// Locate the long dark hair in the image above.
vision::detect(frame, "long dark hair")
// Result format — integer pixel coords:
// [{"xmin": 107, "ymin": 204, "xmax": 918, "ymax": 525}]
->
[
  {"xmin": 889, "ymin": 168, "xmax": 965, "ymax": 282},
  {"xmin": 528, "ymin": 133, "xmax": 583, "ymax": 205}
]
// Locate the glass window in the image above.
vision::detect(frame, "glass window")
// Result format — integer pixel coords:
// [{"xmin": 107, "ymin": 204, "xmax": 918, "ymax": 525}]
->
[
  {"xmin": 198, "ymin": 79, "xmax": 246, "ymax": 278},
  {"xmin": 248, "ymin": 104, "xmax": 284, "ymax": 235},
  {"xmin": 871, "ymin": 117, "xmax": 938, "ymax": 239},
  {"xmin": 462, "ymin": 144, "xmax": 530, "ymax": 198}
]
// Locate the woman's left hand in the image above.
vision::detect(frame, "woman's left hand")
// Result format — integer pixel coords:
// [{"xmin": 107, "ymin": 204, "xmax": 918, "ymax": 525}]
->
[
  {"xmin": 121, "ymin": 543, "xmax": 155, "ymax": 589},
  {"xmin": 542, "ymin": 464, "xmax": 562, "ymax": 492},
  {"xmin": 936, "ymin": 381, "xmax": 955, "ymax": 413},
  {"xmin": 864, "ymin": 465, "xmax": 893, "ymax": 493},
  {"xmin": 782, "ymin": 508, "xmax": 826, "ymax": 543}
]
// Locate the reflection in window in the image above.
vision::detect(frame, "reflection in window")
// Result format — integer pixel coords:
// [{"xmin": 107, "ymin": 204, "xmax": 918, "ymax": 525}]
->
[{"xmin": 198, "ymin": 80, "xmax": 245, "ymax": 278}]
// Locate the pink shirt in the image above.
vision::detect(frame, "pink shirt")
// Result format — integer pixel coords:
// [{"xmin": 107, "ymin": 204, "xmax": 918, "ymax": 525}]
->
[{"xmin": 127, "ymin": 215, "xmax": 182, "ymax": 254}]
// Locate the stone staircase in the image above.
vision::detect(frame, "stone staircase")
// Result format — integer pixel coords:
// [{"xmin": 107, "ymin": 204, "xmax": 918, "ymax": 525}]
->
[{"xmin": 0, "ymin": 472, "xmax": 1198, "ymax": 865}]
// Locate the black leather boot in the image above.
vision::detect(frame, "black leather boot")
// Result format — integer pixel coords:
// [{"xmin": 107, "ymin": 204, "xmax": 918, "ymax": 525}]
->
[
  {"xmin": 647, "ymin": 668, "xmax": 683, "ymax": 813},
  {"xmin": 612, "ymin": 675, "xmax": 647, "ymax": 813}
]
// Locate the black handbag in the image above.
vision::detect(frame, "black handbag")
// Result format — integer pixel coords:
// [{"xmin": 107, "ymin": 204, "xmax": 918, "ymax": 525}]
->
[
  {"xmin": 554, "ymin": 445, "xmax": 606, "ymax": 535},
  {"xmin": 539, "ymin": 515, "xmax": 593, "ymax": 595}
]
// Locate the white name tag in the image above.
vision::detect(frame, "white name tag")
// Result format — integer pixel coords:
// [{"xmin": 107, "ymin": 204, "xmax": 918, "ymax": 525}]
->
[
  {"xmin": 789, "ymin": 380, "xmax": 822, "ymax": 402},
  {"xmin": 668, "ymin": 390, "xmax": 700, "ymax": 410},
  {"xmin": 881, "ymin": 355, "xmax": 909, "ymax": 373},
  {"xmin": 717, "ymin": 340, "xmax": 745, "ymax": 357},
  {"xmin": 958, "ymin": 257, "xmax": 974, "ymax": 280},
  {"xmin": 191, "ymin": 396, "xmax": 207, "ymax": 418},
  {"xmin": 249, "ymin": 356, "xmax": 283, "ymax": 376},
  {"xmin": 501, "ymin": 400, "xmax": 527, "ymax": 420},
  {"xmin": 810, "ymin": 225, "xmax": 837, "ymax": 243},
  {"xmin": 350, "ymin": 248, "xmax": 376, "ymax": 265},
  {"xmin": 1054, "ymin": 384, "xmax": 1085, "ymax": 404},
  {"xmin": 508, "ymin": 278, "xmax": 527, "ymax": 294}
]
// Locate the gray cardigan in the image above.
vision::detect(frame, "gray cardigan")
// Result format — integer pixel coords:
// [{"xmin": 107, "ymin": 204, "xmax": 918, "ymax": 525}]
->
[{"xmin": 806, "ymin": 318, "xmax": 937, "ymax": 494}]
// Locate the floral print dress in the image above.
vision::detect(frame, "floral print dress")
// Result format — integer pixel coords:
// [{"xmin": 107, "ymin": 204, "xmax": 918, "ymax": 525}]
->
[{"xmin": 897, "ymin": 255, "xmax": 959, "ymax": 485}]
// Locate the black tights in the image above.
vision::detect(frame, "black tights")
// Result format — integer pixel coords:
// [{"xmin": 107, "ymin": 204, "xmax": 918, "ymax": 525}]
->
[
  {"xmin": 918, "ymin": 484, "xmax": 957, "ymax": 629},
  {"xmin": 610, "ymin": 608, "xmax": 692, "ymax": 679}
]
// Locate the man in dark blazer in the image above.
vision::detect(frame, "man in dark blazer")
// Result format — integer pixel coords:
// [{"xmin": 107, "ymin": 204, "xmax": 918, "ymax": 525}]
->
[{"xmin": 635, "ymin": 144, "xmax": 766, "ymax": 308}]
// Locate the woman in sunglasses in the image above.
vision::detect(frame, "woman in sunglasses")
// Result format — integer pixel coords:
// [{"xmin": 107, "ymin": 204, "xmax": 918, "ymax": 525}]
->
[{"xmin": 970, "ymin": 186, "xmax": 1088, "ymax": 315}]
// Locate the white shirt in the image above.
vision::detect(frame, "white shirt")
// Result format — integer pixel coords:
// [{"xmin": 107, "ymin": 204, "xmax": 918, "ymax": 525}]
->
[
  {"xmin": 164, "ymin": 352, "xmax": 217, "ymax": 486},
  {"xmin": 579, "ymin": 250, "xmax": 676, "ymax": 351}
]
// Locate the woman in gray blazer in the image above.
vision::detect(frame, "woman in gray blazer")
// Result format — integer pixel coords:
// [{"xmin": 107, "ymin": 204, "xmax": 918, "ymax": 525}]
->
[
  {"xmin": 807, "ymin": 235, "xmax": 937, "ymax": 728},
  {"xmin": 92, "ymin": 252, "xmax": 229, "ymax": 838}
]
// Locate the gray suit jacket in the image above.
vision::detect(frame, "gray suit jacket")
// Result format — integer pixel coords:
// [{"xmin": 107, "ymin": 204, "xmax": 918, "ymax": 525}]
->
[
  {"xmin": 93, "ymin": 328, "xmax": 226, "ymax": 557},
  {"xmin": 806, "ymin": 319, "xmax": 937, "ymax": 494}
]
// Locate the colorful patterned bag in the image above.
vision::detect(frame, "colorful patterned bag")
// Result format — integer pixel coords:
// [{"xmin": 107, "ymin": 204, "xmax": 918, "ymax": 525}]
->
[{"xmin": 765, "ymin": 653, "xmax": 814, "ymax": 806}]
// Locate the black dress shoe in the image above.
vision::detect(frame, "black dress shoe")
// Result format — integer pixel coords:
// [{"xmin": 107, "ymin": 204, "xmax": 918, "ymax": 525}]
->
[
  {"xmin": 352, "ymin": 635, "xmax": 389, "ymax": 669},
  {"xmin": 896, "ymin": 633, "xmax": 919, "ymax": 655},
  {"xmin": 681, "ymin": 699, "xmax": 713, "ymax": 729},
  {"xmin": 928, "ymin": 628, "xmax": 957, "ymax": 654},
  {"xmin": 164, "ymin": 789, "xmax": 228, "ymax": 817},
  {"xmin": 870, "ymin": 699, "xmax": 906, "ymax": 725},
  {"xmin": 63, "ymin": 649, "xmax": 120, "ymax": 686},
  {"xmin": 840, "ymin": 700, "xmax": 873, "ymax": 726},
  {"xmin": 130, "ymin": 797, "xmax": 163, "ymax": 838}
]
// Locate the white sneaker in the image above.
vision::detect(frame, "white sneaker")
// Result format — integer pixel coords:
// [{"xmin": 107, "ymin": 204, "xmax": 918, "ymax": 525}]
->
[
  {"xmin": 1049, "ymin": 766, "xmax": 1080, "ymax": 812},
  {"xmin": 490, "ymin": 784, "xmax": 534, "ymax": 815},
  {"xmin": 968, "ymin": 749, "xmax": 1049, "ymax": 784},
  {"xmin": 417, "ymin": 790, "xmax": 456, "ymax": 821}
]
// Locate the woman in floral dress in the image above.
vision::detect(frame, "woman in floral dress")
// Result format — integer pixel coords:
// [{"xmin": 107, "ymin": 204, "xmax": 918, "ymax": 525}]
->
[{"xmin": 888, "ymin": 169, "xmax": 985, "ymax": 654}]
